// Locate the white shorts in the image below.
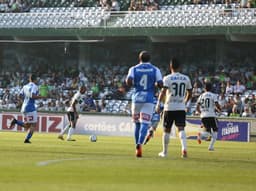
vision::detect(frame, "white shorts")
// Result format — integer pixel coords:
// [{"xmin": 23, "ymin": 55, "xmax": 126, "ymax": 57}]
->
[
  {"xmin": 23, "ymin": 111, "xmax": 38, "ymax": 123},
  {"xmin": 131, "ymin": 102, "xmax": 154, "ymax": 124}
]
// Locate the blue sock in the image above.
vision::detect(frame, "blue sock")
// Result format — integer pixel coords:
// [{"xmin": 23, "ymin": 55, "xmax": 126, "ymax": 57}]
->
[
  {"xmin": 16, "ymin": 120, "xmax": 24, "ymax": 127},
  {"xmin": 134, "ymin": 122, "xmax": 140, "ymax": 145},
  {"xmin": 25, "ymin": 132, "xmax": 33, "ymax": 141},
  {"xmin": 138, "ymin": 123, "xmax": 149, "ymax": 145}
]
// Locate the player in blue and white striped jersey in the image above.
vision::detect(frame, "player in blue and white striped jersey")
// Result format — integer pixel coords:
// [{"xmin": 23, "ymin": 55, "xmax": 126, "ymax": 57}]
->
[
  {"xmin": 126, "ymin": 51, "xmax": 163, "ymax": 157},
  {"xmin": 9, "ymin": 74, "xmax": 47, "ymax": 143}
]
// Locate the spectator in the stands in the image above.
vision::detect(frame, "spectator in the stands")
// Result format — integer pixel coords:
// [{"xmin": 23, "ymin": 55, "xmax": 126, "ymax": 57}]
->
[
  {"xmin": 232, "ymin": 93, "xmax": 243, "ymax": 116},
  {"xmin": 225, "ymin": 80, "xmax": 233, "ymax": 96},
  {"xmin": 39, "ymin": 80, "xmax": 49, "ymax": 98},
  {"xmin": 83, "ymin": 92, "xmax": 96, "ymax": 112},
  {"xmin": 2, "ymin": 88, "xmax": 15, "ymax": 109},
  {"xmin": 99, "ymin": 0, "xmax": 111, "ymax": 10},
  {"xmin": 91, "ymin": 81, "xmax": 100, "ymax": 98},
  {"xmin": 192, "ymin": 81, "xmax": 203, "ymax": 102},
  {"xmin": 218, "ymin": 92, "xmax": 228, "ymax": 115},
  {"xmin": 110, "ymin": 0, "xmax": 120, "ymax": 11},
  {"xmin": 241, "ymin": 97, "xmax": 252, "ymax": 117},
  {"xmin": 94, "ymin": 100, "xmax": 102, "ymax": 112},
  {"xmin": 233, "ymin": 80, "xmax": 246, "ymax": 95},
  {"xmin": 128, "ymin": 0, "xmax": 145, "ymax": 11},
  {"xmin": 145, "ymin": 0, "xmax": 159, "ymax": 11},
  {"xmin": 240, "ymin": 0, "xmax": 249, "ymax": 8},
  {"xmin": 250, "ymin": 93, "xmax": 256, "ymax": 114},
  {"xmin": 128, "ymin": 0, "xmax": 137, "ymax": 11},
  {"xmin": 224, "ymin": 0, "xmax": 233, "ymax": 16}
]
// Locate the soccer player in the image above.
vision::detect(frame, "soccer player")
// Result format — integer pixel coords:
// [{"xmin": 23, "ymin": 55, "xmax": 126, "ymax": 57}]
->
[
  {"xmin": 9, "ymin": 74, "xmax": 48, "ymax": 143},
  {"xmin": 196, "ymin": 82, "xmax": 221, "ymax": 151},
  {"xmin": 126, "ymin": 51, "xmax": 163, "ymax": 157},
  {"xmin": 156, "ymin": 58, "xmax": 192, "ymax": 158},
  {"xmin": 58, "ymin": 85, "xmax": 87, "ymax": 141}
]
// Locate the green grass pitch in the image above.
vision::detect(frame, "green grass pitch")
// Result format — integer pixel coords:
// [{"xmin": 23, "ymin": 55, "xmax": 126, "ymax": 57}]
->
[{"xmin": 0, "ymin": 131, "xmax": 255, "ymax": 191}]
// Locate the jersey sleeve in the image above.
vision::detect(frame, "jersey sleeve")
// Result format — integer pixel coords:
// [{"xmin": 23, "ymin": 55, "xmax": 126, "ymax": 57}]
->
[
  {"xmin": 126, "ymin": 67, "xmax": 134, "ymax": 81},
  {"xmin": 31, "ymin": 84, "xmax": 39, "ymax": 96},
  {"xmin": 155, "ymin": 68, "xmax": 163, "ymax": 83},
  {"xmin": 163, "ymin": 76, "xmax": 169, "ymax": 88},
  {"xmin": 19, "ymin": 87, "xmax": 24, "ymax": 97},
  {"xmin": 186, "ymin": 76, "xmax": 192, "ymax": 90},
  {"xmin": 71, "ymin": 92, "xmax": 80, "ymax": 105}
]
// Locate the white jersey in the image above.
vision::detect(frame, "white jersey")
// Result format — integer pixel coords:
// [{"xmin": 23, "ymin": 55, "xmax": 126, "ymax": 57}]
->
[
  {"xmin": 163, "ymin": 72, "xmax": 192, "ymax": 111},
  {"xmin": 197, "ymin": 91, "xmax": 218, "ymax": 118},
  {"xmin": 66, "ymin": 91, "xmax": 85, "ymax": 112}
]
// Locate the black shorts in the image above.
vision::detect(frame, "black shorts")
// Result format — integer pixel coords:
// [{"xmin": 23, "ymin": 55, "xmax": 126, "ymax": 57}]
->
[
  {"xmin": 67, "ymin": 112, "xmax": 76, "ymax": 122},
  {"xmin": 163, "ymin": 110, "xmax": 186, "ymax": 129},
  {"xmin": 201, "ymin": 117, "xmax": 218, "ymax": 132}
]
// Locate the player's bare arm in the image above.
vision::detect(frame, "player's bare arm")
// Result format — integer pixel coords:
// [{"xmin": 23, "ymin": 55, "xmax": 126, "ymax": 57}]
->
[
  {"xmin": 156, "ymin": 87, "xmax": 167, "ymax": 113},
  {"xmin": 215, "ymin": 101, "xmax": 222, "ymax": 113},
  {"xmin": 126, "ymin": 77, "xmax": 133, "ymax": 88},
  {"xmin": 184, "ymin": 89, "xmax": 192, "ymax": 106}
]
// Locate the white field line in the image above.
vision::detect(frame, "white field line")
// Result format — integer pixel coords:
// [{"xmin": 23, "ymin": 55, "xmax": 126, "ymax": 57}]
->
[{"xmin": 36, "ymin": 156, "xmax": 126, "ymax": 166}]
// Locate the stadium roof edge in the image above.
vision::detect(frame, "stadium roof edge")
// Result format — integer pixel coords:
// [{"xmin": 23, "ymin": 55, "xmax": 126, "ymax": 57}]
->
[{"xmin": 1, "ymin": 26, "xmax": 256, "ymax": 41}]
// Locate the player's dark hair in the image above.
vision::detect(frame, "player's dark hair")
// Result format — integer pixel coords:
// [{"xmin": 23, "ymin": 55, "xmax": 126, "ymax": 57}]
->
[
  {"xmin": 139, "ymin": 51, "xmax": 151, "ymax": 62},
  {"xmin": 205, "ymin": 82, "xmax": 212, "ymax": 91},
  {"xmin": 170, "ymin": 57, "xmax": 180, "ymax": 70},
  {"xmin": 29, "ymin": 74, "xmax": 37, "ymax": 82}
]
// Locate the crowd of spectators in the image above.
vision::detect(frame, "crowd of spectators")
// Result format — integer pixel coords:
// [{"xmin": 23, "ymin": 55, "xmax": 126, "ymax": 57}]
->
[
  {"xmin": 1, "ymin": 0, "xmax": 256, "ymax": 13},
  {"xmin": 0, "ymin": 57, "xmax": 256, "ymax": 117}
]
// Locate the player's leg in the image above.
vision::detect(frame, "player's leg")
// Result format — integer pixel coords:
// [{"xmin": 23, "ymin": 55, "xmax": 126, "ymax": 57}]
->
[
  {"xmin": 66, "ymin": 121, "xmax": 76, "ymax": 141},
  {"xmin": 58, "ymin": 113, "xmax": 71, "ymax": 140},
  {"xmin": 208, "ymin": 118, "xmax": 218, "ymax": 151},
  {"xmin": 159, "ymin": 111, "xmax": 172, "ymax": 157},
  {"xmin": 197, "ymin": 118, "xmax": 211, "ymax": 144},
  {"xmin": 23, "ymin": 111, "xmax": 37, "ymax": 143},
  {"xmin": 58, "ymin": 124, "xmax": 70, "ymax": 140},
  {"xmin": 139, "ymin": 104, "xmax": 154, "ymax": 142},
  {"xmin": 131, "ymin": 103, "xmax": 144, "ymax": 157},
  {"xmin": 131, "ymin": 103, "xmax": 141, "ymax": 145},
  {"xmin": 24, "ymin": 123, "xmax": 35, "ymax": 143},
  {"xmin": 144, "ymin": 109, "xmax": 161, "ymax": 145},
  {"xmin": 176, "ymin": 111, "xmax": 187, "ymax": 158},
  {"xmin": 66, "ymin": 112, "xmax": 77, "ymax": 141},
  {"xmin": 136, "ymin": 103, "xmax": 154, "ymax": 157},
  {"xmin": 9, "ymin": 118, "xmax": 29, "ymax": 129},
  {"xmin": 144, "ymin": 121, "xmax": 158, "ymax": 145}
]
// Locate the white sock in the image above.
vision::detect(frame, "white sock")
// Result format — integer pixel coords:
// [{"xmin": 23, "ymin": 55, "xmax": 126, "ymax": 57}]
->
[
  {"xmin": 179, "ymin": 130, "xmax": 187, "ymax": 151},
  {"xmin": 162, "ymin": 132, "xmax": 170, "ymax": 154},
  {"xmin": 209, "ymin": 132, "xmax": 218, "ymax": 150},
  {"xmin": 67, "ymin": 127, "xmax": 75, "ymax": 140},
  {"xmin": 60, "ymin": 124, "xmax": 70, "ymax": 136}
]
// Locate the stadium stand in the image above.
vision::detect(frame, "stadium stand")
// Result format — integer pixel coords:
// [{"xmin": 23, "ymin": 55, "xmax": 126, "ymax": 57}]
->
[
  {"xmin": 0, "ymin": 1, "xmax": 256, "ymax": 28},
  {"xmin": 0, "ymin": 0, "xmax": 256, "ymax": 117}
]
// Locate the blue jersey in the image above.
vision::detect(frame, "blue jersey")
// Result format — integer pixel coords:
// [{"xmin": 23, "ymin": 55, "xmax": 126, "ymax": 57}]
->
[
  {"xmin": 126, "ymin": 62, "xmax": 163, "ymax": 103},
  {"xmin": 20, "ymin": 82, "xmax": 39, "ymax": 113}
]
